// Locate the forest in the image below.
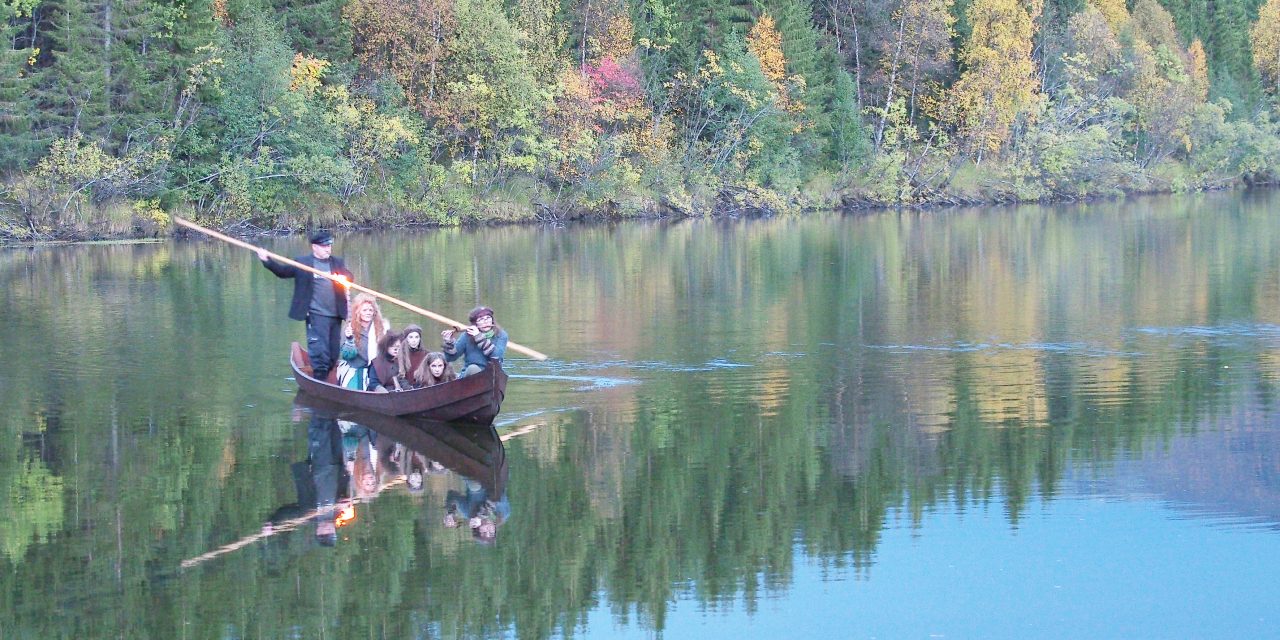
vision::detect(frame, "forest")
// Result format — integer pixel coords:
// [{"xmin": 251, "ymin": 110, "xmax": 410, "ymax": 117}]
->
[{"xmin": 2, "ymin": 0, "xmax": 1280, "ymax": 238}]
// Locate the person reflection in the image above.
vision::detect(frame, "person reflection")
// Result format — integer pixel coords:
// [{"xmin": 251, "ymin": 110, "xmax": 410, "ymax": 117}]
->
[
  {"xmin": 341, "ymin": 420, "xmax": 375, "ymax": 499},
  {"xmin": 443, "ymin": 477, "xmax": 510, "ymax": 544},
  {"xmin": 309, "ymin": 414, "xmax": 349, "ymax": 546},
  {"xmin": 389, "ymin": 441, "xmax": 449, "ymax": 496}
]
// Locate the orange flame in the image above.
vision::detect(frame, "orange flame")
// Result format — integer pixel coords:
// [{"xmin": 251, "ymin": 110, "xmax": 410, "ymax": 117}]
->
[
  {"xmin": 333, "ymin": 274, "xmax": 351, "ymax": 289},
  {"xmin": 335, "ymin": 505, "xmax": 356, "ymax": 527}
]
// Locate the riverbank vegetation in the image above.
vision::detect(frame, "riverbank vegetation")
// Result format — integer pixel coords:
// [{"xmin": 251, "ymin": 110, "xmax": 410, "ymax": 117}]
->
[{"xmin": 3, "ymin": 0, "xmax": 1280, "ymax": 239}]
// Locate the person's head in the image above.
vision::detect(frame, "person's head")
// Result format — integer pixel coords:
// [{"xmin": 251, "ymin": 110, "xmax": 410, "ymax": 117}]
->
[
  {"xmin": 310, "ymin": 230, "xmax": 334, "ymax": 260},
  {"xmin": 415, "ymin": 351, "xmax": 454, "ymax": 386},
  {"xmin": 475, "ymin": 520, "xmax": 497, "ymax": 542},
  {"xmin": 379, "ymin": 331, "xmax": 402, "ymax": 360},
  {"xmin": 402, "ymin": 325, "xmax": 423, "ymax": 350},
  {"xmin": 351, "ymin": 293, "xmax": 382, "ymax": 331},
  {"xmin": 428, "ymin": 354, "xmax": 447, "ymax": 379},
  {"xmin": 470, "ymin": 505, "xmax": 500, "ymax": 544},
  {"xmin": 469, "ymin": 306, "xmax": 495, "ymax": 332},
  {"xmin": 315, "ymin": 512, "xmax": 337, "ymax": 546}
]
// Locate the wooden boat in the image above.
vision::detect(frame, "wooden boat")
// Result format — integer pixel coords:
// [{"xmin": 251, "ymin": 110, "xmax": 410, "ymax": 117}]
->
[{"xmin": 289, "ymin": 342, "xmax": 507, "ymax": 425}]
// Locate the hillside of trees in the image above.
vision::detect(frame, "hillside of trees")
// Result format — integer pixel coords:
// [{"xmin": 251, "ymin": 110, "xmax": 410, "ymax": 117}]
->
[{"xmin": 2, "ymin": 0, "xmax": 1280, "ymax": 239}]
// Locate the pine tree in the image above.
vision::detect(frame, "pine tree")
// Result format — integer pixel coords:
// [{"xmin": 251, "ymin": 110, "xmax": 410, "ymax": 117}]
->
[
  {"xmin": 270, "ymin": 0, "xmax": 353, "ymax": 78},
  {"xmin": 1208, "ymin": 0, "xmax": 1262, "ymax": 106},
  {"xmin": 668, "ymin": 0, "xmax": 755, "ymax": 72},
  {"xmin": 29, "ymin": 0, "xmax": 112, "ymax": 142},
  {"xmin": 0, "ymin": 0, "xmax": 42, "ymax": 168},
  {"xmin": 27, "ymin": 0, "xmax": 188, "ymax": 151}
]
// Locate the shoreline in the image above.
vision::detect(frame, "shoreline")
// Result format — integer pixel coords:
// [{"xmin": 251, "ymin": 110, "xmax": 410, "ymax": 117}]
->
[{"xmin": 2, "ymin": 181, "xmax": 1273, "ymax": 247}]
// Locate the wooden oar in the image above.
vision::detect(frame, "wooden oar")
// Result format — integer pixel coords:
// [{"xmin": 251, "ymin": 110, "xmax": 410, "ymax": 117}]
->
[
  {"xmin": 173, "ymin": 217, "xmax": 549, "ymax": 361},
  {"xmin": 180, "ymin": 477, "xmax": 405, "ymax": 569}
]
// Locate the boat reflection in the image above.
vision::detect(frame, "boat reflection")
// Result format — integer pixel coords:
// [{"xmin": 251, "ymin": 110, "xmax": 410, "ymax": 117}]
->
[{"xmin": 289, "ymin": 390, "xmax": 509, "ymax": 544}]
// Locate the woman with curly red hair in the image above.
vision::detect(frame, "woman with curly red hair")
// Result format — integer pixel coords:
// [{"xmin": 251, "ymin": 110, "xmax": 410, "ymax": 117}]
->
[{"xmin": 338, "ymin": 293, "xmax": 390, "ymax": 389}]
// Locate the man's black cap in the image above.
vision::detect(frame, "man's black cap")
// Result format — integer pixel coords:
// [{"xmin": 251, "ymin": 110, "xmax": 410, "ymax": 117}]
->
[{"xmin": 310, "ymin": 230, "xmax": 334, "ymax": 246}]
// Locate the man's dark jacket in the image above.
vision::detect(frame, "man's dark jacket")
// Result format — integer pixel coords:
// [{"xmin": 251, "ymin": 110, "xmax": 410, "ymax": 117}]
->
[{"xmin": 262, "ymin": 255, "xmax": 354, "ymax": 321}]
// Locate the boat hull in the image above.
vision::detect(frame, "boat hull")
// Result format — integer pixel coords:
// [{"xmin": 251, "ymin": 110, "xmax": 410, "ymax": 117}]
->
[{"xmin": 289, "ymin": 342, "xmax": 507, "ymax": 425}]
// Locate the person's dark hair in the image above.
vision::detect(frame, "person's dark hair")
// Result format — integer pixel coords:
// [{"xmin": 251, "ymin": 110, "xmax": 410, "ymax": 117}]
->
[{"xmin": 377, "ymin": 330, "xmax": 402, "ymax": 356}]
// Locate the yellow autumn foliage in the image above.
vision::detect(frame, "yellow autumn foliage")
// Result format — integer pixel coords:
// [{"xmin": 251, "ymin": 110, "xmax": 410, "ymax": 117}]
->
[
  {"xmin": 1253, "ymin": 0, "xmax": 1280, "ymax": 94},
  {"xmin": 1189, "ymin": 39, "xmax": 1209, "ymax": 101},
  {"xmin": 747, "ymin": 15, "xmax": 786, "ymax": 86},
  {"xmin": 1088, "ymin": 0, "xmax": 1128, "ymax": 31},
  {"xmin": 289, "ymin": 53, "xmax": 329, "ymax": 95},
  {"xmin": 945, "ymin": 0, "xmax": 1042, "ymax": 156}
]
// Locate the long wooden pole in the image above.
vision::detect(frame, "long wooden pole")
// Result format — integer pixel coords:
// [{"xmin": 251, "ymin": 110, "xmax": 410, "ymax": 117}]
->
[{"xmin": 173, "ymin": 217, "xmax": 549, "ymax": 361}]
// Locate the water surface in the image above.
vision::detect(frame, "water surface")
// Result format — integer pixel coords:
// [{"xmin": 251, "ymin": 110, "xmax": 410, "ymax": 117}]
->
[{"xmin": 3, "ymin": 191, "xmax": 1280, "ymax": 638}]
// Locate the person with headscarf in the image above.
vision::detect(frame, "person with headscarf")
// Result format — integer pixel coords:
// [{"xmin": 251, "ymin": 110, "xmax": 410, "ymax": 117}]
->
[
  {"xmin": 399, "ymin": 324, "xmax": 427, "ymax": 385},
  {"xmin": 440, "ymin": 306, "xmax": 508, "ymax": 377}
]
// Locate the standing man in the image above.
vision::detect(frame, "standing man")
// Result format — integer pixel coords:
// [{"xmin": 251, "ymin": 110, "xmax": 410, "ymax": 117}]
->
[{"xmin": 257, "ymin": 231, "xmax": 354, "ymax": 381}]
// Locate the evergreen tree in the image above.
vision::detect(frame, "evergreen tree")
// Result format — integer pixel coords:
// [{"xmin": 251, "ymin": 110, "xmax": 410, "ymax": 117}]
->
[
  {"xmin": 29, "ymin": 0, "xmax": 112, "ymax": 142},
  {"xmin": 1208, "ymin": 0, "xmax": 1260, "ymax": 106},
  {"xmin": 670, "ymin": 0, "xmax": 755, "ymax": 71},
  {"xmin": 0, "ymin": 0, "xmax": 41, "ymax": 168},
  {"xmin": 270, "ymin": 0, "xmax": 353, "ymax": 78}
]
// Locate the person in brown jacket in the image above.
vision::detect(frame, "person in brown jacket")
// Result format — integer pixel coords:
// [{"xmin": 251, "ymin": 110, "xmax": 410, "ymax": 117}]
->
[{"xmin": 367, "ymin": 331, "xmax": 407, "ymax": 392}]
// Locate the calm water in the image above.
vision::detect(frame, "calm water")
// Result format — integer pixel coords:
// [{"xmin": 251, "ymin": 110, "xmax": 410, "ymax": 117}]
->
[{"xmin": 4, "ymin": 191, "xmax": 1280, "ymax": 638}]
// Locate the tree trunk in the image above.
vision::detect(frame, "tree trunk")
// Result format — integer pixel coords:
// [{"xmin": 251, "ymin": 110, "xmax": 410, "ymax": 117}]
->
[
  {"xmin": 580, "ymin": 0, "xmax": 591, "ymax": 71},
  {"xmin": 104, "ymin": 0, "xmax": 113, "ymax": 123},
  {"xmin": 875, "ymin": 11, "xmax": 908, "ymax": 150},
  {"xmin": 850, "ymin": 2, "xmax": 863, "ymax": 107}
]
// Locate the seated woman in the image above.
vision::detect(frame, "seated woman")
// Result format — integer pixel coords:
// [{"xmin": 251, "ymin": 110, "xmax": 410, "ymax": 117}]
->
[
  {"xmin": 413, "ymin": 351, "xmax": 457, "ymax": 388},
  {"xmin": 368, "ymin": 331, "xmax": 407, "ymax": 392},
  {"xmin": 440, "ymin": 306, "xmax": 508, "ymax": 377},
  {"xmin": 400, "ymin": 324, "xmax": 427, "ymax": 386},
  {"xmin": 338, "ymin": 293, "xmax": 391, "ymax": 389}
]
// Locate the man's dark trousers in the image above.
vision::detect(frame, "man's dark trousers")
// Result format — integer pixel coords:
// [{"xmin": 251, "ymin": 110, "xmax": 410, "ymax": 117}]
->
[{"xmin": 307, "ymin": 314, "xmax": 343, "ymax": 379}]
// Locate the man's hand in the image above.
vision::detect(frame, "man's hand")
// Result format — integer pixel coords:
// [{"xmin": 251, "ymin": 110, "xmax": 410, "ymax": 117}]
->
[{"xmin": 256, "ymin": 249, "xmax": 270, "ymax": 262}]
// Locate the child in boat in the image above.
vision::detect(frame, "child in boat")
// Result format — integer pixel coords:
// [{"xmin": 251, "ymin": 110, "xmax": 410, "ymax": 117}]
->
[
  {"xmin": 413, "ymin": 351, "xmax": 457, "ymax": 387},
  {"xmin": 368, "ymin": 331, "xmax": 407, "ymax": 392},
  {"xmin": 399, "ymin": 324, "xmax": 426, "ymax": 385},
  {"xmin": 440, "ymin": 306, "xmax": 507, "ymax": 377}
]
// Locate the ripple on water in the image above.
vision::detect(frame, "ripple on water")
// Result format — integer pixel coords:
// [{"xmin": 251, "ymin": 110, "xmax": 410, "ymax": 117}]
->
[
  {"xmin": 508, "ymin": 374, "xmax": 636, "ymax": 391},
  {"xmin": 867, "ymin": 341, "xmax": 1143, "ymax": 358},
  {"xmin": 1137, "ymin": 322, "xmax": 1280, "ymax": 340}
]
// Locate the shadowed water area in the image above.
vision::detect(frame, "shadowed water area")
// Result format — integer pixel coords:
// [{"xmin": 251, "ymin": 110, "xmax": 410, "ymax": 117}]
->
[{"xmin": 4, "ymin": 191, "xmax": 1280, "ymax": 638}]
